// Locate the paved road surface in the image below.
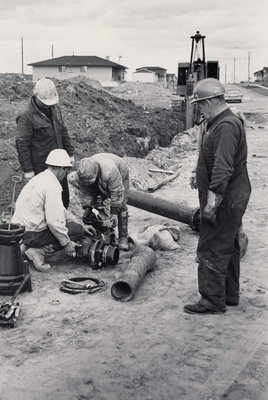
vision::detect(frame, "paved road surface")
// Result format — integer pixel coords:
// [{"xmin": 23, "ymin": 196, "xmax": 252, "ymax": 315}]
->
[{"xmin": 225, "ymin": 84, "xmax": 268, "ymax": 114}]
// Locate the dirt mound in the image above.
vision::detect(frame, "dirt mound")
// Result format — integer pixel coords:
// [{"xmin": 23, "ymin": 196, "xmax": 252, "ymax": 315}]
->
[
  {"xmin": 65, "ymin": 75, "xmax": 103, "ymax": 90},
  {"xmin": 0, "ymin": 74, "xmax": 185, "ymax": 212},
  {"xmin": 110, "ymin": 81, "xmax": 176, "ymax": 109},
  {"xmin": 111, "ymin": 81, "xmax": 173, "ymax": 96}
]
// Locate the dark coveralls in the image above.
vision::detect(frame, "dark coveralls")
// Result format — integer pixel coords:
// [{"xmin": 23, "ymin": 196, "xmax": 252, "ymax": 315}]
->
[
  {"xmin": 16, "ymin": 96, "xmax": 74, "ymax": 208},
  {"xmin": 196, "ymin": 108, "xmax": 251, "ymax": 311}
]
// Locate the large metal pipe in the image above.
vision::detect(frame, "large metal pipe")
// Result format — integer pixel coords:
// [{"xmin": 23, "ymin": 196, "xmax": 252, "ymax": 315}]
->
[
  {"xmin": 111, "ymin": 245, "xmax": 157, "ymax": 302},
  {"xmin": 128, "ymin": 189, "xmax": 248, "ymax": 258},
  {"xmin": 128, "ymin": 189, "xmax": 200, "ymax": 231}
]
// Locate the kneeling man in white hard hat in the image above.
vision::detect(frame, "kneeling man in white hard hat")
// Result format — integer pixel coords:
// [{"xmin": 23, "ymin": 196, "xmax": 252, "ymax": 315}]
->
[{"xmin": 12, "ymin": 149, "xmax": 92, "ymax": 272}]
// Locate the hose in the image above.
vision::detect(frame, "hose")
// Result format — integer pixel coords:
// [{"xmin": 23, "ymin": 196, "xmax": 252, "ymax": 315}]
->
[{"xmin": 59, "ymin": 277, "xmax": 106, "ymax": 295}]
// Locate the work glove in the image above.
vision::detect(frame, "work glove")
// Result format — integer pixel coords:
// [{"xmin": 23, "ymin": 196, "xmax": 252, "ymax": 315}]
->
[
  {"xmin": 24, "ymin": 171, "xmax": 35, "ymax": 181},
  {"xmin": 202, "ymin": 190, "xmax": 223, "ymax": 226},
  {"xmin": 64, "ymin": 240, "xmax": 82, "ymax": 257},
  {"xmin": 189, "ymin": 171, "xmax": 197, "ymax": 189}
]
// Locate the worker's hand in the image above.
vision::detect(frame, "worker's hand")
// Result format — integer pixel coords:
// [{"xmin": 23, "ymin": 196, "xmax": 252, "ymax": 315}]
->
[
  {"xmin": 110, "ymin": 214, "xmax": 118, "ymax": 228},
  {"xmin": 24, "ymin": 171, "xmax": 35, "ymax": 181},
  {"xmin": 202, "ymin": 204, "xmax": 217, "ymax": 226},
  {"xmin": 69, "ymin": 156, "xmax": 75, "ymax": 165},
  {"xmin": 189, "ymin": 171, "xmax": 197, "ymax": 189},
  {"xmin": 83, "ymin": 225, "xmax": 97, "ymax": 237},
  {"xmin": 202, "ymin": 190, "xmax": 223, "ymax": 226},
  {"xmin": 64, "ymin": 240, "xmax": 81, "ymax": 257}
]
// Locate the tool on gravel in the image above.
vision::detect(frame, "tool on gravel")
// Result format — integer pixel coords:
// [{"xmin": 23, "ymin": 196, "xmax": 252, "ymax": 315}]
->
[
  {"xmin": 8, "ymin": 175, "xmax": 22, "ymax": 230},
  {"xmin": 0, "ymin": 274, "xmax": 31, "ymax": 328},
  {"xmin": 59, "ymin": 276, "xmax": 106, "ymax": 295}
]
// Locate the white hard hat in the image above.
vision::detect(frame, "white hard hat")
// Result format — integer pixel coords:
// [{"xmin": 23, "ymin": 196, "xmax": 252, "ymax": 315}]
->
[
  {"xmin": 45, "ymin": 149, "xmax": 72, "ymax": 167},
  {"xmin": 33, "ymin": 78, "xmax": 59, "ymax": 106}
]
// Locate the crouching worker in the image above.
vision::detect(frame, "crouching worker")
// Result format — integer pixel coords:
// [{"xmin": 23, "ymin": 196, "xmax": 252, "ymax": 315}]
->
[
  {"xmin": 12, "ymin": 149, "xmax": 92, "ymax": 272},
  {"xmin": 68, "ymin": 153, "xmax": 130, "ymax": 251}
]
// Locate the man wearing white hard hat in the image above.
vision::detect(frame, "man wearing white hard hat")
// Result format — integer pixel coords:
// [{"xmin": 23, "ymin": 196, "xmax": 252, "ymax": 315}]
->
[
  {"xmin": 15, "ymin": 77, "xmax": 74, "ymax": 208},
  {"xmin": 12, "ymin": 149, "xmax": 91, "ymax": 272}
]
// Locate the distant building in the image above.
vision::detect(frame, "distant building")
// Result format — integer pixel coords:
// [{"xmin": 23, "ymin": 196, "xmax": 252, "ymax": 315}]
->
[
  {"xmin": 254, "ymin": 67, "xmax": 268, "ymax": 82},
  {"xmin": 132, "ymin": 68, "xmax": 157, "ymax": 82},
  {"xmin": 132, "ymin": 66, "xmax": 167, "ymax": 83},
  {"xmin": 28, "ymin": 55, "xmax": 127, "ymax": 87}
]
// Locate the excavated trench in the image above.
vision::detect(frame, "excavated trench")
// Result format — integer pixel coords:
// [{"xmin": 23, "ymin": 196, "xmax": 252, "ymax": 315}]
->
[{"xmin": 0, "ymin": 75, "xmax": 185, "ymax": 213}]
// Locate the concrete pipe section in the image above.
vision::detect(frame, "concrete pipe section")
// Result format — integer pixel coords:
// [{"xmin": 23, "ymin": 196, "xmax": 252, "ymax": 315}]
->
[{"xmin": 111, "ymin": 245, "xmax": 157, "ymax": 302}]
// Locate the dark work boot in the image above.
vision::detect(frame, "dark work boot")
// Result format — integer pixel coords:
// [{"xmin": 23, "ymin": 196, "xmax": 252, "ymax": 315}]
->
[
  {"xmin": 226, "ymin": 297, "xmax": 239, "ymax": 306},
  {"xmin": 118, "ymin": 211, "xmax": 129, "ymax": 251},
  {"xmin": 183, "ymin": 302, "xmax": 226, "ymax": 315}
]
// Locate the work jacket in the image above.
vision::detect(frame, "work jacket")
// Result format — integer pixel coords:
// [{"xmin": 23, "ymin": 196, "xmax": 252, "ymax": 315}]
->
[
  {"xmin": 11, "ymin": 170, "xmax": 77, "ymax": 246},
  {"xmin": 16, "ymin": 96, "xmax": 74, "ymax": 174},
  {"xmin": 68, "ymin": 153, "xmax": 129, "ymax": 211},
  {"xmin": 196, "ymin": 108, "xmax": 251, "ymax": 200}
]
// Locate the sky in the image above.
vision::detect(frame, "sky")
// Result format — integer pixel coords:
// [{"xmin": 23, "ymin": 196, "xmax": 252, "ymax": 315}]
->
[{"xmin": 0, "ymin": 0, "xmax": 267, "ymax": 83}]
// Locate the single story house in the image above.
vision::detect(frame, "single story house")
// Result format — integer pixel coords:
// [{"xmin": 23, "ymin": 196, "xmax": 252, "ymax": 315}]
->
[
  {"xmin": 132, "ymin": 66, "xmax": 167, "ymax": 83},
  {"xmin": 254, "ymin": 67, "xmax": 268, "ymax": 82},
  {"xmin": 28, "ymin": 55, "xmax": 127, "ymax": 87},
  {"xmin": 132, "ymin": 67, "xmax": 157, "ymax": 83}
]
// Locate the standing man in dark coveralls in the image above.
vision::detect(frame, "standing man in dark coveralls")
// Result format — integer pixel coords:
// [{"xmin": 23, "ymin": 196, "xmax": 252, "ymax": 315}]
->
[
  {"xmin": 184, "ymin": 78, "xmax": 251, "ymax": 315},
  {"xmin": 15, "ymin": 78, "xmax": 74, "ymax": 208}
]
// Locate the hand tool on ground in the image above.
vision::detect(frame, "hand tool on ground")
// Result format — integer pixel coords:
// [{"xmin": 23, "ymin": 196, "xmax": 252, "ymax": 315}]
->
[{"xmin": 0, "ymin": 274, "xmax": 30, "ymax": 328}]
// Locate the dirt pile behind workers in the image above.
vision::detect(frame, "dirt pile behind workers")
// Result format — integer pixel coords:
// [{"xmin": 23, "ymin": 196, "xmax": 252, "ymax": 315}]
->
[
  {"xmin": 110, "ymin": 81, "xmax": 177, "ymax": 109},
  {"xmin": 0, "ymin": 75, "xmax": 185, "ymax": 212}
]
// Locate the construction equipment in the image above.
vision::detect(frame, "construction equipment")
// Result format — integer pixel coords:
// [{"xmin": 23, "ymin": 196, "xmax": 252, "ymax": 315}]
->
[
  {"xmin": 76, "ymin": 197, "xmax": 120, "ymax": 269},
  {"xmin": 76, "ymin": 238, "xmax": 119, "ymax": 270},
  {"xmin": 177, "ymin": 31, "xmax": 220, "ymax": 128},
  {"xmin": 82, "ymin": 196, "xmax": 116, "ymax": 244}
]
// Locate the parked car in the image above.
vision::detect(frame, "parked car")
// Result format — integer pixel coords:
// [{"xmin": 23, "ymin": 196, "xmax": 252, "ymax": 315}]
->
[{"xmin": 224, "ymin": 88, "xmax": 243, "ymax": 103}]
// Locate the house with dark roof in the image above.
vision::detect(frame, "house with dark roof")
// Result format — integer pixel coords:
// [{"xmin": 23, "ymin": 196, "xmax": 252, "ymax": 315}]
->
[
  {"xmin": 133, "ymin": 66, "xmax": 167, "ymax": 83},
  {"xmin": 254, "ymin": 67, "xmax": 268, "ymax": 82},
  {"xmin": 28, "ymin": 55, "xmax": 127, "ymax": 87}
]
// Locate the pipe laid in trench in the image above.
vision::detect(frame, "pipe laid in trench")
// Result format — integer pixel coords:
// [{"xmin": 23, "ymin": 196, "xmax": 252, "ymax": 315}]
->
[
  {"xmin": 111, "ymin": 245, "xmax": 157, "ymax": 302},
  {"xmin": 128, "ymin": 189, "xmax": 200, "ymax": 231}
]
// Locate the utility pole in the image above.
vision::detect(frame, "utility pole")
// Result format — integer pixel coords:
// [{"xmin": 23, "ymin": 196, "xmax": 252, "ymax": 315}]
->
[
  {"xmin": 248, "ymin": 51, "xmax": 250, "ymax": 85},
  {"xmin": 52, "ymin": 45, "xmax": 54, "ymax": 58},
  {"xmin": 225, "ymin": 64, "xmax": 227, "ymax": 84},
  {"xmin": 21, "ymin": 37, "xmax": 24, "ymax": 75},
  {"xmin": 233, "ymin": 57, "xmax": 236, "ymax": 84}
]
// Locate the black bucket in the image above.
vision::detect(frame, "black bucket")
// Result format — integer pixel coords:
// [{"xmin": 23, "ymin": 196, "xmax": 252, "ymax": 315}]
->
[{"xmin": 0, "ymin": 223, "xmax": 32, "ymax": 295}]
